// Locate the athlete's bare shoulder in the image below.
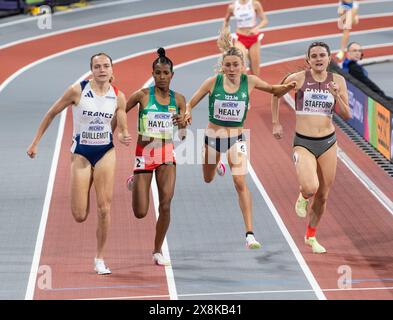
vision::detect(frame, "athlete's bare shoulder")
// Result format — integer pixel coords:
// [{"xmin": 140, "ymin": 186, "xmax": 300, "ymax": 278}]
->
[
  {"xmin": 332, "ymin": 72, "xmax": 345, "ymax": 83},
  {"xmin": 70, "ymin": 82, "xmax": 82, "ymax": 95},
  {"xmin": 284, "ymin": 71, "xmax": 305, "ymax": 86},
  {"xmin": 116, "ymin": 90, "xmax": 126, "ymax": 101},
  {"xmin": 66, "ymin": 83, "xmax": 82, "ymax": 104},
  {"xmin": 140, "ymin": 87, "xmax": 150, "ymax": 95}
]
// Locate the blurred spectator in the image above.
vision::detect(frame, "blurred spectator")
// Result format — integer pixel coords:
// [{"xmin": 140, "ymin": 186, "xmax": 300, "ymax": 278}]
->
[{"xmin": 342, "ymin": 42, "xmax": 393, "ymax": 101}]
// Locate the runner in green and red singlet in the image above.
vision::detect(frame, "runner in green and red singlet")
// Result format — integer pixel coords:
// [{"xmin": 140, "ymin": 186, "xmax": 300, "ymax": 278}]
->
[{"xmin": 123, "ymin": 47, "xmax": 186, "ymax": 266}]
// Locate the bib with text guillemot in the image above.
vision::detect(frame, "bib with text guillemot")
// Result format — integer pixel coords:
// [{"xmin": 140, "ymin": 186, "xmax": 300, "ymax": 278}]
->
[
  {"xmin": 209, "ymin": 73, "xmax": 249, "ymax": 127},
  {"xmin": 295, "ymin": 70, "xmax": 336, "ymax": 117},
  {"xmin": 138, "ymin": 86, "xmax": 179, "ymax": 140},
  {"xmin": 72, "ymin": 80, "xmax": 118, "ymax": 146}
]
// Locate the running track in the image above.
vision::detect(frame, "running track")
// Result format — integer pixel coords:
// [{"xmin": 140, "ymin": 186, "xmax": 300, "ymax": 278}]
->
[{"xmin": 0, "ymin": 0, "xmax": 392, "ymax": 300}]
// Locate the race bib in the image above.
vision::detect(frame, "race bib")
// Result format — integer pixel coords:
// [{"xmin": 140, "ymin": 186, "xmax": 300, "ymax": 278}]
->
[
  {"xmin": 213, "ymin": 99, "xmax": 245, "ymax": 122},
  {"xmin": 134, "ymin": 156, "xmax": 145, "ymax": 170},
  {"xmin": 79, "ymin": 122, "xmax": 111, "ymax": 145},
  {"xmin": 303, "ymin": 90, "xmax": 335, "ymax": 116},
  {"xmin": 236, "ymin": 140, "xmax": 247, "ymax": 155},
  {"xmin": 145, "ymin": 112, "xmax": 174, "ymax": 134}
]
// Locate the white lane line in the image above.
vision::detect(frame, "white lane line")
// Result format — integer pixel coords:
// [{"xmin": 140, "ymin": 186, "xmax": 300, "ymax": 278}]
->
[
  {"xmin": 150, "ymin": 175, "xmax": 178, "ymax": 300},
  {"xmin": 0, "ymin": 23, "xmax": 219, "ymax": 94},
  {"xmin": 337, "ymin": 151, "xmax": 393, "ymax": 215},
  {"xmin": 248, "ymin": 166, "xmax": 326, "ymax": 300},
  {"xmin": 24, "ymin": 105, "xmax": 67, "ymax": 300},
  {"xmin": 83, "ymin": 285, "xmax": 393, "ymax": 300},
  {"xmin": 1, "ymin": 0, "xmax": 390, "ymax": 31},
  {"xmin": 23, "ymin": 69, "xmax": 92, "ymax": 300},
  {"xmin": 0, "ymin": 1, "xmax": 230, "ymax": 50},
  {"xmin": 2, "ymin": 3, "xmax": 391, "ymax": 53},
  {"xmin": 2, "ymin": 13, "xmax": 393, "ymax": 96},
  {"xmin": 361, "ymin": 54, "xmax": 393, "ymax": 65}
]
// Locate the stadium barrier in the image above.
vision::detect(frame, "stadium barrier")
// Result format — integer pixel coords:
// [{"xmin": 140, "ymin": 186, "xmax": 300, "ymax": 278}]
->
[{"xmin": 329, "ymin": 60, "xmax": 393, "ymax": 163}]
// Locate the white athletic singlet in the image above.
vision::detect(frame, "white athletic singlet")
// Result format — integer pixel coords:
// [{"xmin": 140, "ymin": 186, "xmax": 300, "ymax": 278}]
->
[
  {"xmin": 233, "ymin": 0, "xmax": 256, "ymax": 29},
  {"xmin": 72, "ymin": 80, "xmax": 117, "ymax": 146}
]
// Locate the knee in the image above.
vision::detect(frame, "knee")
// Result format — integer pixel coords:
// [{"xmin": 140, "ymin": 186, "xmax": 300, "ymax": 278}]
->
[
  {"xmin": 314, "ymin": 192, "xmax": 329, "ymax": 205},
  {"xmin": 97, "ymin": 204, "xmax": 111, "ymax": 220},
  {"xmin": 159, "ymin": 200, "xmax": 172, "ymax": 215},
  {"xmin": 300, "ymin": 182, "xmax": 319, "ymax": 198}
]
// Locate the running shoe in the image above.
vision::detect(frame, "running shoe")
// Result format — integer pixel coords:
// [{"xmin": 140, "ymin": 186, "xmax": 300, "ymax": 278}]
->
[
  {"xmin": 94, "ymin": 258, "xmax": 112, "ymax": 275},
  {"xmin": 335, "ymin": 50, "xmax": 345, "ymax": 61},
  {"xmin": 305, "ymin": 237, "xmax": 327, "ymax": 254},
  {"xmin": 126, "ymin": 175, "xmax": 134, "ymax": 191},
  {"xmin": 246, "ymin": 234, "xmax": 262, "ymax": 249},
  {"xmin": 153, "ymin": 253, "xmax": 171, "ymax": 266},
  {"xmin": 295, "ymin": 193, "xmax": 309, "ymax": 218},
  {"xmin": 216, "ymin": 161, "xmax": 226, "ymax": 176}
]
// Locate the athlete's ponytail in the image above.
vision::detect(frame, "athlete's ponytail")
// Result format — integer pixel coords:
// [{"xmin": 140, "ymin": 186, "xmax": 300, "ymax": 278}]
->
[
  {"xmin": 152, "ymin": 47, "xmax": 174, "ymax": 72},
  {"xmin": 217, "ymin": 26, "xmax": 234, "ymax": 53},
  {"xmin": 216, "ymin": 27, "xmax": 246, "ymax": 73}
]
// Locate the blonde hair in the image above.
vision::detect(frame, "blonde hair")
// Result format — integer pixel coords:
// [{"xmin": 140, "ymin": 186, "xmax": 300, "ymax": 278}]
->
[{"xmin": 216, "ymin": 27, "xmax": 245, "ymax": 73}]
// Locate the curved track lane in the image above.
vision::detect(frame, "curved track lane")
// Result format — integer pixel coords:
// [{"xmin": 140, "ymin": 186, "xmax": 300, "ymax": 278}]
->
[{"xmin": 0, "ymin": 0, "xmax": 392, "ymax": 300}]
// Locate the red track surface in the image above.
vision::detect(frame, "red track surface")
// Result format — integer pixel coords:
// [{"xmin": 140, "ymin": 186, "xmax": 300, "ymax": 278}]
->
[
  {"xmin": 4, "ymin": 0, "xmax": 388, "ymax": 299},
  {"xmin": 0, "ymin": 0, "xmax": 338, "ymax": 85}
]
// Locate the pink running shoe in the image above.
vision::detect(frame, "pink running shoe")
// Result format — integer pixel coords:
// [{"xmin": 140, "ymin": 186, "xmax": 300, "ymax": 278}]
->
[
  {"xmin": 126, "ymin": 175, "xmax": 134, "ymax": 191},
  {"xmin": 216, "ymin": 161, "xmax": 226, "ymax": 176}
]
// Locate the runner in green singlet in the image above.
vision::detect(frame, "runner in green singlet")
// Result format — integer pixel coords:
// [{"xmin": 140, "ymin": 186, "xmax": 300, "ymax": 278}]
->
[
  {"xmin": 183, "ymin": 33, "xmax": 296, "ymax": 249},
  {"xmin": 123, "ymin": 48, "xmax": 187, "ymax": 266}
]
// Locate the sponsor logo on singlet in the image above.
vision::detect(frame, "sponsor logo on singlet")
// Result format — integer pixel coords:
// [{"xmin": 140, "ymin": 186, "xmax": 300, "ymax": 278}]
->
[
  {"xmin": 84, "ymin": 91, "xmax": 94, "ymax": 98},
  {"xmin": 88, "ymin": 117, "xmax": 104, "ymax": 132}
]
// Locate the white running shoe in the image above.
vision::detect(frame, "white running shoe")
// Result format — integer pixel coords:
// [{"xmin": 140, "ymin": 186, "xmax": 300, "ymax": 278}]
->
[
  {"xmin": 335, "ymin": 50, "xmax": 345, "ymax": 61},
  {"xmin": 94, "ymin": 258, "xmax": 111, "ymax": 275},
  {"xmin": 246, "ymin": 234, "xmax": 262, "ymax": 249},
  {"xmin": 216, "ymin": 161, "xmax": 226, "ymax": 176},
  {"xmin": 295, "ymin": 193, "xmax": 309, "ymax": 218},
  {"xmin": 305, "ymin": 237, "xmax": 327, "ymax": 254},
  {"xmin": 153, "ymin": 253, "xmax": 171, "ymax": 266},
  {"xmin": 126, "ymin": 175, "xmax": 134, "ymax": 191}
]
